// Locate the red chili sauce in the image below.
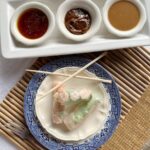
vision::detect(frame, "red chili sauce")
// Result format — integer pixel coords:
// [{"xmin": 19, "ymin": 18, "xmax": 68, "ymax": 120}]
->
[{"xmin": 17, "ymin": 8, "xmax": 49, "ymax": 39}]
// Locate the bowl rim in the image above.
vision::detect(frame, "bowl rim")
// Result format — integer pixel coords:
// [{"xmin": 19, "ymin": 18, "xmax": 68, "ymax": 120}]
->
[
  {"xmin": 10, "ymin": 1, "xmax": 55, "ymax": 46},
  {"xmin": 103, "ymin": 0, "xmax": 147, "ymax": 37},
  {"xmin": 56, "ymin": 0, "xmax": 102, "ymax": 41}
]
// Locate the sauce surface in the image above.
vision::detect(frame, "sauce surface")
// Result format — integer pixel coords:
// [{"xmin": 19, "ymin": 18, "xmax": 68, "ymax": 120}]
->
[
  {"xmin": 65, "ymin": 8, "xmax": 91, "ymax": 35},
  {"xmin": 18, "ymin": 8, "xmax": 49, "ymax": 39},
  {"xmin": 108, "ymin": 1, "xmax": 140, "ymax": 31}
]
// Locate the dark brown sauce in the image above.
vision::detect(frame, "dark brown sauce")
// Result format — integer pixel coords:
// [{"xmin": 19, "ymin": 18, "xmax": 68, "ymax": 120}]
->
[
  {"xmin": 65, "ymin": 8, "xmax": 91, "ymax": 35},
  {"xmin": 17, "ymin": 8, "xmax": 49, "ymax": 39}
]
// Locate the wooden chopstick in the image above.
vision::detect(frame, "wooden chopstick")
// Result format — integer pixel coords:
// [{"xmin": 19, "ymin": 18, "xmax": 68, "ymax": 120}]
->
[
  {"xmin": 26, "ymin": 69, "xmax": 112, "ymax": 83},
  {"xmin": 38, "ymin": 52, "xmax": 107, "ymax": 101}
]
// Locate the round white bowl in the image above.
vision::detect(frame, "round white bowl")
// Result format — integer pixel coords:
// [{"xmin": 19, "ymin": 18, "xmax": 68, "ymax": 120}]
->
[
  {"xmin": 11, "ymin": 2, "xmax": 55, "ymax": 46},
  {"xmin": 56, "ymin": 0, "xmax": 102, "ymax": 42},
  {"xmin": 103, "ymin": 0, "xmax": 147, "ymax": 37}
]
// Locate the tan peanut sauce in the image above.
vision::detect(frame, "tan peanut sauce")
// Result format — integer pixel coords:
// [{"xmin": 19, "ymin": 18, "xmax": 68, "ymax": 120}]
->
[
  {"xmin": 65, "ymin": 8, "xmax": 91, "ymax": 35},
  {"xmin": 108, "ymin": 1, "xmax": 140, "ymax": 31}
]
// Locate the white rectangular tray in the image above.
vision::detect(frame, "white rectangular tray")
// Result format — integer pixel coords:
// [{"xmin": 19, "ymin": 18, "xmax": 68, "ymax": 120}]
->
[{"xmin": 1, "ymin": 0, "xmax": 150, "ymax": 58}]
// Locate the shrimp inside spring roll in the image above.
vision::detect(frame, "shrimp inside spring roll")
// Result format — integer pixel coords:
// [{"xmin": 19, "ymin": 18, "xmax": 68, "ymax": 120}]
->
[{"xmin": 52, "ymin": 82, "xmax": 100, "ymax": 131}]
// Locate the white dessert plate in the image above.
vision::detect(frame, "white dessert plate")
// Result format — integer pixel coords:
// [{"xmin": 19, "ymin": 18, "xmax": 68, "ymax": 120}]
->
[
  {"xmin": 0, "ymin": 0, "xmax": 150, "ymax": 58},
  {"xmin": 35, "ymin": 67, "xmax": 111, "ymax": 141}
]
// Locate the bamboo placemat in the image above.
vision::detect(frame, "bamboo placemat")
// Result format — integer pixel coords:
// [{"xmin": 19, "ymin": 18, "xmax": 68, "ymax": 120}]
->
[
  {"xmin": 101, "ymin": 85, "xmax": 150, "ymax": 150},
  {"xmin": 0, "ymin": 47, "xmax": 150, "ymax": 150}
]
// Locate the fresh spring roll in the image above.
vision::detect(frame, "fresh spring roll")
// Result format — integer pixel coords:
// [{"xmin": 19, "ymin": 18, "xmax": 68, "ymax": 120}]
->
[
  {"xmin": 64, "ymin": 89, "xmax": 92, "ymax": 114},
  {"xmin": 63, "ymin": 99, "xmax": 100, "ymax": 131}
]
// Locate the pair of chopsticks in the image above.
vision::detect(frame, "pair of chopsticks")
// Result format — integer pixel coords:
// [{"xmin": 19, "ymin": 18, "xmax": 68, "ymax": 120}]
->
[
  {"xmin": 26, "ymin": 52, "xmax": 111, "ymax": 101},
  {"xmin": 26, "ymin": 70, "xmax": 111, "ymax": 83}
]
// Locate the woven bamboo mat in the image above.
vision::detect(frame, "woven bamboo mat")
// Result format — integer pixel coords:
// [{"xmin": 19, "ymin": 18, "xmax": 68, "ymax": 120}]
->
[
  {"xmin": 101, "ymin": 85, "xmax": 150, "ymax": 150},
  {"xmin": 0, "ymin": 47, "xmax": 150, "ymax": 150}
]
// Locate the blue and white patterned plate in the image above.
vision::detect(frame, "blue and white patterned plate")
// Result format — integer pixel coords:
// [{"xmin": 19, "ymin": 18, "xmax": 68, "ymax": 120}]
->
[{"xmin": 24, "ymin": 56, "xmax": 121, "ymax": 150}]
